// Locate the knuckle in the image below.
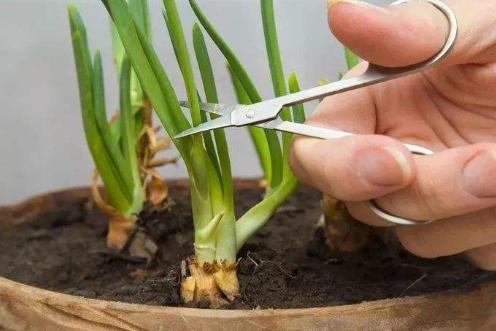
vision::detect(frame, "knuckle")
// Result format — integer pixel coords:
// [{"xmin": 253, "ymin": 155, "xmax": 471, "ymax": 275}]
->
[{"xmin": 396, "ymin": 228, "xmax": 438, "ymax": 259}]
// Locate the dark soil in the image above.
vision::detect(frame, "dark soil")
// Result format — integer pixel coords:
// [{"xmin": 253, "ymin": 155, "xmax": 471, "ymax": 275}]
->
[{"xmin": 0, "ymin": 184, "xmax": 494, "ymax": 309}]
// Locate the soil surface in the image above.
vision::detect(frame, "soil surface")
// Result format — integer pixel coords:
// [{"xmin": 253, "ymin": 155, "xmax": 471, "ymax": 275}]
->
[{"xmin": 0, "ymin": 184, "xmax": 494, "ymax": 309}]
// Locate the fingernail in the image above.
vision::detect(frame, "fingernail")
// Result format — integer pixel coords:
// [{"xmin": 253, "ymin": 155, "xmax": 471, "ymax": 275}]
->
[
  {"xmin": 357, "ymin": 147, "xmax": 412, "ymax": 186},
  {"xmin": 462, "ymin": 151, "xmax": 496, "ymax": 198}
]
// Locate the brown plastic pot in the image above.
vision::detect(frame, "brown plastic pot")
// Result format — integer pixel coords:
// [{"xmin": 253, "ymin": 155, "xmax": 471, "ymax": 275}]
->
[{"xmin": 1, "ymin": 184, "xmax": 496, "ymax": 331}]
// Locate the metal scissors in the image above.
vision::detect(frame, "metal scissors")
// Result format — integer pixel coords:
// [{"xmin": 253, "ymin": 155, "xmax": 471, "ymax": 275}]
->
[{"xmin": 174, "ymin": 0, "xmax": 458, "ymax": 226}]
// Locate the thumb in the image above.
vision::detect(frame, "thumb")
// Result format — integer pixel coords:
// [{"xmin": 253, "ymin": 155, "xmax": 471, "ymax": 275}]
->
[{"xmin": 327, "ymin": 0, "xmax": 495, "ymax": 67}]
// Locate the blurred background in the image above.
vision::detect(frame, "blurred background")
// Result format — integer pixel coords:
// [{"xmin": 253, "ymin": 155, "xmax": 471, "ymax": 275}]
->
[{"xmin": 0, "ymin": 0, "xmax": 386, "ymax": 204}]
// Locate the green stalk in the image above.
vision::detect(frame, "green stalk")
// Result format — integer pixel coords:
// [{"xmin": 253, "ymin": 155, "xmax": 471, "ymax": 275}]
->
[
  {"xmin": 227, "ymin": 65, "xmax": 271, "ymax": 183},
  {"xmin": 161, "ymin": 2, "xmax": 201, "ymax": 127},
  {"xmin": 261, "ymin": 0, "xmax": 293, "ymax": 178},
  {"xmin": 92, "ymin": 51, "xmax": 134, "ymax": 198},
  {"xmin": 189, "ymin": 0, "xmax": 283, "ymax": 189},
  {"xmin": 68, "ymin": 5, "xmax": 131, "ymax": 212},
  {"xmin": 103, "ymin": 0, "xmax": 190, "ymax": 143},
  {"xmin": 126, "ymin": 0, "xmax": 152, "ymax": 142},
  {"xmin": 193, "ymin": 24, "xmax": 233, "ymax": 209},
  {"xmin": 193, "ymin": 23, "xmax": 236, "ymax": 262},
  {"xmin": 103, "ymin": 1, "xmax": 218, "ymax": 245},
  {"xmin": 198, "ymin": 94, "xmax": 222, "ymax": 182},
  {"xmin": 236, "ymin": 176, "xmax": 297, "ymax": 250},
  {"xmin": 133, "ymin": 23, "xmax": 191, "ymax": 139},
  {"xmin": 288, "ymin": 72, "xmax": 306, "ymax": 124},
  {"xmin": 110, "ymin": 24, "xmax": 124, "ymax": 144},
  {"xmin": 120, "ymin": 57, "xmax": 145, "ymax": 212},
  {"xmin": 130, "ymin": 19, "xmax": 222, "ymax": 256},
  {"xmin": 111, "ymin": 23, "xmax": 125, "ymax": 77},
  {"xmin": 129, "ymin": 0, "xmax": 150, "ymax": 37},
  {"xmin": 261, "ymin": 0, "xmax": 288, "ymax": 102},
  {"xmin": 162, "ymin": 1, "xmax": 224, "ymax": 247},
  {"xmin": 235, "ymin": 72, "xmax": 305, "ymax": 250},
  {"xmin": 193, "ymin": 24, "xmax": 221, "ymax": 181}
]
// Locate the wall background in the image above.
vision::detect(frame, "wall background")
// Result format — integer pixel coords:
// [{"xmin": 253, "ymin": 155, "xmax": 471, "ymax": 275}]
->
[{"xmin": 0, "ymin": 0, "xmax": 386, "ymax": 204}]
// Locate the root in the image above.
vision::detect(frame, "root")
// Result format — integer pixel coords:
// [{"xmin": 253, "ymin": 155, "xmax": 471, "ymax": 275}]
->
[
  {"xmin": 213, "ymin": 261, "xmax": 240, "ymax": 301},
  {"xmin": 180, "ymin": 257, "xmax": 239, "ymax": 308},
  {"xmin": 322, "ymin": 195, "xmax": 388, "ymax": 253},
  {"xmin": 258, "ymin": 178, "xmax": 268, "ymax": 189},
  {"xmin": 106, "ymin": 215, "xmax": 135, "ymax": 251},
  {"xmin": 91, "ymin": 171, "xmax": 136, "ymax": 251}
]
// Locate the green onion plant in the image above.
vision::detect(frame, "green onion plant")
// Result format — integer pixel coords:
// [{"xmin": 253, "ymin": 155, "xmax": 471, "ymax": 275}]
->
[
  {"xmin": 69, "ymin": 0, "xmax": 171, "ymax": 251},
  {"xmin": 69, "ymin": 0, "xmax": 348, "ymax": 307}
]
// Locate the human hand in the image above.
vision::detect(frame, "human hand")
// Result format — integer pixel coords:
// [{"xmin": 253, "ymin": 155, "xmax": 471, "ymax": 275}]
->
[{"xmin": 290, "ymin": 0, "xmax": 496, "ymax": 269}]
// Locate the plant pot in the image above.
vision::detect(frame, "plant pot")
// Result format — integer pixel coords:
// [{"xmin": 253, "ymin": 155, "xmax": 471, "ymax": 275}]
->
[{"xmin": 1, "ymin": 184, "xmax": 495, "ymax": 331}]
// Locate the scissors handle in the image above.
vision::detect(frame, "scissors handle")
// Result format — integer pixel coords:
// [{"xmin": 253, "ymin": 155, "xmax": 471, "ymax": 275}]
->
[
  {"xmin": 263, "ymin": 121, "xmax": 433, "ymax": 155},
  {"xmin": 275, "ymin": 0, "xmax": 457, "ymax": 108}
]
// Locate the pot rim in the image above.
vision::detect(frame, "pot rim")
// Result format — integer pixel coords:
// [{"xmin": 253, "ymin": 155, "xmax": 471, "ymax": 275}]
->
[{"xmin": 1, "ymin": 275, "xmax": 494, "ymax": 317}]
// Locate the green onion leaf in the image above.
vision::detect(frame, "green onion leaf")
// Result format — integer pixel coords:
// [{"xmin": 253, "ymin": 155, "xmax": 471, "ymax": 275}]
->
[
  {"xmin": 68, "ymin": 4, "xmax": 131, "ymax": 212},
  {"xmin": 92, "ymin": 51, "xmax": 134, "ymax": 197},
  {"xmin": 227, "ymin": 64, "xmax": 271, "ymax": 183},
  {"xmin": 189, "ymin": 0, "xmax": 283, "ymax": 189},
  {"xmin": 119, "ymin": 57, "xmax": 142, "ymax": 195},
  {"xmin": 193, "ymin": 23, "xmax": 236, "ymax": 262},
  {"xmin": 288, "ymin": 72, "xmax": 305, "ymax": 124},
  {"xmin": 344, "ymin": 47, "xmax": 360, "ymax": 70},
  {"xmin": 261, "ymin": 0, "xmax": 293, "ymax": 179}
]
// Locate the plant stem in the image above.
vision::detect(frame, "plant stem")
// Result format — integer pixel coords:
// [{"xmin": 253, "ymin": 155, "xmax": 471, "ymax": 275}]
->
[
  {"xmin": 288, "ymin": 72, "xmax": 306, "ymax": 123},
  {"xmin": 92, "ymin": 51, "xmax": 134, "ymax": 199},
  {"xmin": 235, "ymin": 176, "xmax": 298, "ymax": 250},
  {"xmin": 189, "ymin": 0, "xmax": 283, "ymax": 188},
  {"xmin": 261, "ymin": 0, "xmax": 293, "ymax": 180},
  {"xmin": 69, "ymin": 5, "xmax": 131, "ymax": 213},
  {"xmin": 193, "ymin": 22, "xmax": 236, "ymax": 263},
  {"xmin": 227, "ymin": 65, "xmax": 271, "ymax": 184},
  {"xmin": 120, "ymin": 57, "xmax": 145, "ymax": 212}
]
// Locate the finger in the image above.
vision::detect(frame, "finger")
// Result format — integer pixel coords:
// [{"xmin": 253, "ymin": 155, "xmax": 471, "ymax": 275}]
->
[
  {"xmin": 290, "ymin": 134, "xmax": 415, "ymax": 201},
  {"xmin": 309, "ymin": 61, "xmax": 376, "ymax": 134},
  {"xmin": 327, "ymin": 0, "xmax": 496, "ymax": 67},
  {"xmin": 371, "ymin": 144, "xmax": 496, "ymax": 222},
  {"xmin": 395, "ymin": 207, "xmax": 496, "ymax": 259},
  {"xmin": 466, "ymin": 243, "xmax": 496, "ymax": 271}
]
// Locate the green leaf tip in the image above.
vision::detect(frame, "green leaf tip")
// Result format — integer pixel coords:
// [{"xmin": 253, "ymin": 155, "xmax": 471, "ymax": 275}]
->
[{"xmin": 344, "ymin": 47, "xmax": 360, "ymax": 70}]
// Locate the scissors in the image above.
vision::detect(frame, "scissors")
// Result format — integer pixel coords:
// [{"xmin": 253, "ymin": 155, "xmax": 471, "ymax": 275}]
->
[{"xmin": 174, "ymin": 0, "xmax": 457, "ymax": 226}]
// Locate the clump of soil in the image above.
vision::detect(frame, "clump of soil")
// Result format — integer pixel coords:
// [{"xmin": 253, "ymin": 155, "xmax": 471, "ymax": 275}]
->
[{"xmin": 0, "ymin": 183, "xmax": 494, "ymax": 309}]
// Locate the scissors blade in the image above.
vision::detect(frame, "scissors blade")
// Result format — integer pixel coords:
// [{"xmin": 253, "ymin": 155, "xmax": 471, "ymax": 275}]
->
[
  {"xmin": 179, "ymin": 101, "xmax": 243, "ymax": 116},
  {"xmin": 173, "ymin": 115, "xmax": 233, "ymax": 139}
]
